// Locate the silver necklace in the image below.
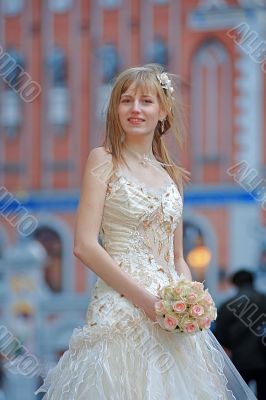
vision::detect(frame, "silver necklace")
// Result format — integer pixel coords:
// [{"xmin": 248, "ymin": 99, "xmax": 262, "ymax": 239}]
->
[
  {"xmin": 123, "ymin": 144, "xmax": 156, "ymax": 168},
  {"xmin": 123, "ymin": 144, "xmax": 174, "ymax": 168}
]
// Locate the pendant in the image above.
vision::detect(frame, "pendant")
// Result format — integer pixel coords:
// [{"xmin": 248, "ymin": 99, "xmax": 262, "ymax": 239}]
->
[
  {"xmin": 139, "ymin": 154, "xmax": 149, "ymax": 168},
  {"xmin": 139, "ymin": 159, "xmax": 148, "ymax": 167}
]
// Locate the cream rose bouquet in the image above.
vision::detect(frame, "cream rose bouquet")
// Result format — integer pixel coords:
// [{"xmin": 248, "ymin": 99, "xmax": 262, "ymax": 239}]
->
[{"xmin": 154, "ymin": 275, "xmax": 217, "ymax": 334}]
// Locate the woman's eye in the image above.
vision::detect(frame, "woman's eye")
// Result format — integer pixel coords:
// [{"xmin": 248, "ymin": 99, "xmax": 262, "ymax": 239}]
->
[{"xmin": 144, "ymin": 100, "xmax": 152, "ymax": 103}]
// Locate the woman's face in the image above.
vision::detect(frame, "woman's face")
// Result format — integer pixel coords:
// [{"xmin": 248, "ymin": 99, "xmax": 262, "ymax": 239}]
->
[{"xmin": 118, "ymin": 82, "xmax": 164, "ymax": 138}]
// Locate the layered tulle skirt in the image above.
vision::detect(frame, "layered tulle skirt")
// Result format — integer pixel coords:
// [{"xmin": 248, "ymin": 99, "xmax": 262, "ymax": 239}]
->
[{"xmin": 35, "ymin": 292, "xmax": 256, "ymax": 400}]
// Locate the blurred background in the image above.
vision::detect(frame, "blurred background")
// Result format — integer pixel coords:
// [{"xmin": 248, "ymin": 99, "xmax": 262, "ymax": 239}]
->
[{"xmin": 0, "ymin": 0, "xmax": 265, "ymax": 398}]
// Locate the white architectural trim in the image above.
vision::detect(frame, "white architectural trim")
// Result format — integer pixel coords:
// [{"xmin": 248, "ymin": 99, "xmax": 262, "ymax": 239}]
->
[
  {"xmin": 69, "ymin": 1, "xmax": 81, "ymax": 187},
  {"xmin": 0, "ymin": 3, "xmax": 6, "ymax": 186},
  {"xmin": 188, "ymin": 5, "xmax": 266, "ymax": 31},
  {"xmin": 191, "ymin": 39, "xmax": 231, "ymax": 182},
  {"xmin": 169, "ymin": 0, "xmax": 181, "ymax": 72},
  {"xmin": 228, "ymin": 203, "xmax": 261, "ymax": 273},
  {"xmin": 140, "ymin": 0, "xmax": 153, "ymax": 63},
  {"xmin": 41, "ymin": 1, "xmax": 53, "ymax": 188},
  {"xmin": 234, "ymin": 47, "xmax": 263, "ymax": 170},
  {"xmin": 21, "ymin": 0, "xmax": 33, "ymax": 191}
]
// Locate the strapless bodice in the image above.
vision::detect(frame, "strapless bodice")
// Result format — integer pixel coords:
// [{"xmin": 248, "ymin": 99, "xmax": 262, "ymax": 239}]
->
[{"xmin": 95, "ymin": 169, "xmax": 183, "ymax": 297}]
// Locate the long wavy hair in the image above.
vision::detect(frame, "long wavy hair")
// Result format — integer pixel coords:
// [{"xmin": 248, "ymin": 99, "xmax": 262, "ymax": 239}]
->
[{"xmin": 101, "ymin": 63, "xmax": 191, "ymax": 192}]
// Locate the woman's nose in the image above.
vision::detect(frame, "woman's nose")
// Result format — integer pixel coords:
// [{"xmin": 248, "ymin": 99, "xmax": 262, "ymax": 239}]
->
[{"xmin": 131, "ymin": 100, "xmax": 141, "ymax": 112}]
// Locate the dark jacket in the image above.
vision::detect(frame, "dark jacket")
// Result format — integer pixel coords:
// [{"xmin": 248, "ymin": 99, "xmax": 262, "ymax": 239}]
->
[{"xmin": 214, "ymin": 285, "xmax": 266, "ymax": 371}]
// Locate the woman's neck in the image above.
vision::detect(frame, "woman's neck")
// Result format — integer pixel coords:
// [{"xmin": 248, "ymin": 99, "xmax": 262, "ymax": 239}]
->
[{"xmin": 123, "ymin": 142, "xmax": 154, "ymax": 158}]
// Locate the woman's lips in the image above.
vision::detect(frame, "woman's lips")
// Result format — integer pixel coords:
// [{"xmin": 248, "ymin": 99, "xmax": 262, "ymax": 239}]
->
[{"xmin": 128, "ymin": 118, "xmax": 145, "ymax": 124}]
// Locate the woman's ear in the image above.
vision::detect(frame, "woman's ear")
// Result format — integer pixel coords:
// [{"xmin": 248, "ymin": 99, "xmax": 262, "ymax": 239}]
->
[{"xmin": 159, "ymin": 109, "xmax": 167, "ymax": 121}]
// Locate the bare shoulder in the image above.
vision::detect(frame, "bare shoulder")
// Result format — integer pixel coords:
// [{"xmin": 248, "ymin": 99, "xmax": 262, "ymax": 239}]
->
[
  {"xmin": 87, "ymin": 146, "xmax": 112, "ymax": 165},
  {"xmin": 86, "ymin": 146, "xmax": 113, "ymax": 186}
]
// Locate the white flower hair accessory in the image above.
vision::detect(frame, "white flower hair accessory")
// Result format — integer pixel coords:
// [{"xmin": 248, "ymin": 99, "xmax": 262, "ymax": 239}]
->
[{"xmin": 156, "ymin": 72, "xmax": 174, "ymax": 94}]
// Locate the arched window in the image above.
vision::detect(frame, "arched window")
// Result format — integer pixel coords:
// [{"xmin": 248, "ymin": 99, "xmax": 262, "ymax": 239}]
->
[
  {"xmin": 49, "ymin": 0, "xmax": 73, "ymax": 13},
  {"xmin": 31, "ymin": 217, "xmax": 74, "ymax": 293},
  {"xmin": 151, "ymin": 0, "xmax": 169, "ymax": 4},
  {"xmin": 46, "ymin": 47, "xmax": 67, "ymax": 87},
  {"xmin": 96, "ymin": 44, "xmax": 120, "ymax": 121},
  {"xmin": 33, "ymin": 227, "xmax": 63, "ymax": 293},
  {"xmin": 100, "ymin": 43, "xmax": 119, "ymax": 84},
  {"xmin": 191, "ymin": 39, "xmax": 232, "ymax": 183},
  {"xmin": 0, "ymin": 48, "xmax": 24, "ymax": 137},
  {"xmin": 2, "ymin": 48, "xmax": 25, "ymax": 88},
  {"xmin": 1, "ymin": 0, "xmax": 24, "ymax": 16},
  {"xmin": 46, "ymin": 47, "xmax": 70, "ymax": 133},
  {"xmin": 99, "ymin": 0, "xmax": 122, "ymax": 9},
  {"xmin": 150, "ymin": 37, "xmax": 168, "ymax": 68}
]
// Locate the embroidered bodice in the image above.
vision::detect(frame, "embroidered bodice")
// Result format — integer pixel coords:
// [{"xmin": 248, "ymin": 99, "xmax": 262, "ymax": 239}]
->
[
  {"xmin": 92, "ymin": 156, "xmax": 183, "ymax": 287},
  {"xmin": 86, "ymin": 158, "xmax": 183, "ymax": 328},
  {"xmin": 99, "ymin": 169, "xmax": 182, "ymax": 284}
]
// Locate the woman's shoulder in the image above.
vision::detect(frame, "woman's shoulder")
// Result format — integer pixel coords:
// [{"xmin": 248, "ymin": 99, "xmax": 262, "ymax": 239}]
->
[
  {"xmin": 87, "ymin": 146, "xmax": 114, "ymax": 186},
  {"xmin": 88, "ymin": 146, "xmax": 112, "ymax": 162}
]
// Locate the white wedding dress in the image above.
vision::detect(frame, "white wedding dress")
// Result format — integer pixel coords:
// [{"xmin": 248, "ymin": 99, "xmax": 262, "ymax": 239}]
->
[{"xmin": 35, "ymin": 159, "xmax": 257, "ymax": 399}]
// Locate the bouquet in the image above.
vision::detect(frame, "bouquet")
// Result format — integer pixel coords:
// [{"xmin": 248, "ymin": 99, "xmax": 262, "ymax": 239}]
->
[{"xmin": 154, "ymin": 275, "xmax": 217, "ymax": 334}]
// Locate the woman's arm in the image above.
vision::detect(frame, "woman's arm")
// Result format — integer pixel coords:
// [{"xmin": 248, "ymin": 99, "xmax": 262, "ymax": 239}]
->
[
  {"xmin": 173, "ymin": 178, "xmax": 192, "ymax": 280},
  {"xmin": 173, "ymin": 219, "xmax": 192, "ymax": 280},
  {"xmin": 74, "ymin": 147, "xmax": 158, "ymax": 320}
]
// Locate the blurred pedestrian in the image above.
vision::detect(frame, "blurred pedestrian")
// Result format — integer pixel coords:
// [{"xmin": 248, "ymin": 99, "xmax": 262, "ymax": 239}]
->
[
  {"xmin": 214, "ymin": 269, "xmax": 266, "ymax": 400},
  {"xmin": 255, "ymin": 249, "xmax": 266, "ymax": 294}
]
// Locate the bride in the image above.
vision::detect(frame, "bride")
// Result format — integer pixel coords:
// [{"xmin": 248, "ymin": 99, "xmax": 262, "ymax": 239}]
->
[{"xmin": 35, "ymin": 64, "xmax": 257, "ymax": 399}]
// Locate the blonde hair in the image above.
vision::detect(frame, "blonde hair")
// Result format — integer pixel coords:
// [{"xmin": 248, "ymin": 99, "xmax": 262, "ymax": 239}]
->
[{"xmin": 101, "ymin": 63, "xmax": 191, "ymax": 193}]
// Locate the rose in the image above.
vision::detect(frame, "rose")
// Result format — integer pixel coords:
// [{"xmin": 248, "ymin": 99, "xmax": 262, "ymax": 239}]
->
[
  {"xmin": 154, "ymin": 300, "xmax": 166, "ymax": 316},
  {"xmin": 190, "ymin": 304, "xmax": 204, "ymax": 317},
  {"xmin": 173, "ymin": 286, "xmax": 182, "ymax": 296},
  {"xmin": 187, "ymin": 293, "xmax": 198, "ymax": 304},
  {"xmin": 164, "ymin": 315, "xmax": 179, "ymax": 331},
  {"xmin": 192, "ymin": 281, "xmax": 204, "ymax": 290},
  {"xmin": 183, "ymin": 321, "xmax": 198, "ymax": 334},
  {"xmin": 172, "ymin": 301, "xmax": 186, "ymax": 313},
  {"xmin": 203, "ymin": 293, "xmax": 213, "ymax": 306},
  {"xmin": 198, "ymin": 316, "xmax": 212, "ymax": 330}
]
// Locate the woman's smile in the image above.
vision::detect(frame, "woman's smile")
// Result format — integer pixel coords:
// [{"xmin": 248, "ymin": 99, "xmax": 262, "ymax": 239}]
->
[{"xmin": 128, "ymin": 117, "xmax": 145, "ymax": 125}]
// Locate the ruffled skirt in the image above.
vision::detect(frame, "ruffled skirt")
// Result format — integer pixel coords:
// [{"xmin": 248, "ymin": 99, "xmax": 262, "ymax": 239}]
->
[{"xmin": 35, "ymin": 299, "xmax": 257, "ymax": 400}]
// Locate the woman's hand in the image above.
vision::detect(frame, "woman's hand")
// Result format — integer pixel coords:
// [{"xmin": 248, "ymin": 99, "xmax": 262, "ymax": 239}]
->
[
  {"xmin": 137, "ymin": 290, "xmax": 161, "ymax": 322},
  {"xmin": 174, "ymin": 257, "xmax": 192, "ymax": 281}
]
